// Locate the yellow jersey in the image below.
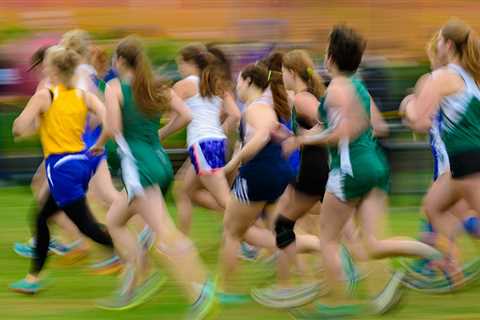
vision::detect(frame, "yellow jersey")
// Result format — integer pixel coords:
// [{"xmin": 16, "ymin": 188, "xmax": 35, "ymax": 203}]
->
[{"xmin": 39, "ymin": 85, "xmax": 88, "ymax": 157}]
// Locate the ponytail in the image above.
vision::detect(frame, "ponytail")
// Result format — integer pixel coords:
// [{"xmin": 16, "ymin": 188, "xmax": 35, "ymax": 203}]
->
[
  {"xmin": 180, "ymin": 43, "xmax": 230, "ymax": 98},
  {"xmin": 461, "ymin": 33, "xmax": 480, "ymax": 83},
  {"xmin": 116, "ymin": 36, "xmax": 170, "ymax": 117},
  {"xmin": 283, "ymin": 49, "xmax": 325, "ymax": 99},
  {"xmin": 262, "ymin": 52, "xmax": 290, "ymax": 121},
  {"xmin": 442, "ymin": 19, "xmax": 480, "ymax": 83}
]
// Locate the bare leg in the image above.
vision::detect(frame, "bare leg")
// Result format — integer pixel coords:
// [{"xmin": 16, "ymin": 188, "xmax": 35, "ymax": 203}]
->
[{"xmin": 220, "ymin": 196, "xmax": 265, "ymax": 293}]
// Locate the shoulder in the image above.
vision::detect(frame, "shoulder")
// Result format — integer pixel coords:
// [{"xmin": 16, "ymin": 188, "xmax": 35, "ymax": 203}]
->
[
  {"xmin": 173, "ymin": 77, "xmax": 198, "ymax": 100},
  {"xmin": 294, "ymin": 91, "xmax": 318, "ymax": 108},
  {"xmin": 429, "ymin": 66, "xmax": 464, "ymax": 96}
]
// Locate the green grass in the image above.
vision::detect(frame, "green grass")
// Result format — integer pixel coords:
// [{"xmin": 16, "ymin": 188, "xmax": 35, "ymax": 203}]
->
[{"xmin": 0, "ymin": 186, "xmax": 479, "ymax": 319}]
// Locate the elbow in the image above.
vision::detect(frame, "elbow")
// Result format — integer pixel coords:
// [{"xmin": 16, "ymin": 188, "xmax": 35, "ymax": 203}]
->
[{"xmin": 12, "ymin": 120, "xmax": 23, "ymax": 138}]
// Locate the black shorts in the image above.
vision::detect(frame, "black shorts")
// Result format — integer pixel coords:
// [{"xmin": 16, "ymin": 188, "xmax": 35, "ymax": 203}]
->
[
  {"xmin": 449, "ymin": 149, "xmax": 480, "ymax": 179},
  {"xmin": 293, "ymin": 145, "xmax": 329, "ymax": 200}
]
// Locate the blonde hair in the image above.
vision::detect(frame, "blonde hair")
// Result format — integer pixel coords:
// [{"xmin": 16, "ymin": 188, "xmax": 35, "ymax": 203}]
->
[
  {"xmin": 441, "ymin": 19, "xmax": 480, "ymax": 82},
  {"xmin": 283, "ymin": 49, "xmax": 325, "ymax": 99},
  {"xmin": 46, "ymin": 45, "xmax": 80, "ymax": 87},
  {"xmin": 60, "ymin": 29, "xmax": 91, "ymax": 59}
]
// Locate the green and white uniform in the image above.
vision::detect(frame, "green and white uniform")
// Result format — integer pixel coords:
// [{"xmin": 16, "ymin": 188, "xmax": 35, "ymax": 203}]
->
[
  {"xmin": 319, "ymin": 76, "xmax": 389, "ymax": 201},
  {"xmin": 437, "ymin": 64, "xmax": 480, "ymax": 178},
  {"xmin": 116, "ymin": 81, "xmax": 173, "ymax": 200}
]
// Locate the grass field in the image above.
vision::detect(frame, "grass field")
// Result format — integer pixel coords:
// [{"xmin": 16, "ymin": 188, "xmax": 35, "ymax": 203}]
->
[{"xmin": 0, "ymin": 186, "xmax": 479, "ymax": 320}]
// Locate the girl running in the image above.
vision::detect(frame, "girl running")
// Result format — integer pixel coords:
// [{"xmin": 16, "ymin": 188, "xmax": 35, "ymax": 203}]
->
[
  {"xmin": 288, "ymin": 25, "xmax": 453, "ymax": 316},
  {"xmin": 9, "ymin": 45, "xmax": 114, "ymax": 294},
  {"xmin": 218, "ymin": 53, "xmax": 294, "ymax": 300},
  {"xmin": 402, "ymin": 19, "xmax": 480, "ymax": 284},
  {"xmin": 173, "ymin": 43, "xmax": 240, "ymax": 235},
  {"xmin": 94, "ymin": 37, "xmax": 216, "ymax": 319}
]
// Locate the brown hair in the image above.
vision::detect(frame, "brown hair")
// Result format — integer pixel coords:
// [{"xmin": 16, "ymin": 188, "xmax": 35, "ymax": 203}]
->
[
  {"xmin": 90, "ymin": 46, "xmax": 109, "ymax": 78},
  {"xmin": 116, "ymin": 36, "xmax": 170, "ymax": 116},
  {"xmin": 60, "ymin": 29, "xmax": 91, "ymax": 59},
  {"xmin": 327, "ymin": 25, "xmax": 366, "ymax": 74},
  {"xmin": 441, "ymin": 19, "xmax": 480, "ymax": 83},
  {"xmin": 240, "ymin": 52, "xmax": 290, "ymax": 121},
  {"xmin": 46, "ymin": 45, "xmax": 80, "ymax": 87},
  {"xmin": 283, "ymin": 49, "xmax": 325, "ymax": 99},
  {"xmin": 179, "ymin": 43, "xmax": 230, "ymax": 97},
  {"xmin": 426, "ymin": 31, "xmax": 442, "ymax": 69}
]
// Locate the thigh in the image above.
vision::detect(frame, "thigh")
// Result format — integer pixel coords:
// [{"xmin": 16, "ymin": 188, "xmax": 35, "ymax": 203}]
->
[
  {"xmin": 89, "ymin": 159, "xmax": 119, "ymax": 206},
  {"xmin": 198, "ymin": 171, "xmax": 230, "ymax": 204},
  {"xmin": 356, "ymin": 188, "xmax": 388, "ymax": 241},
  {"xmin": 453, "ymin": 172, "xmax": 480, "ymax": 214},
  {"xmin": 223, "ymin": 195, "xmax": 266, "ymax": 239},
  {"xmin": 283, "ymin": 188, "xmax": 320, "ymax": 221},
  {"xmin": 319, "ymin": 192, "xmax": 356, "ymax": 242},
  {"xmin": 106, "ymin": 190, "xmax": 134, "ymax": 227},
  {"xmin": 423, "ymin": 172, "xmax": 461, "ymax": 214}
]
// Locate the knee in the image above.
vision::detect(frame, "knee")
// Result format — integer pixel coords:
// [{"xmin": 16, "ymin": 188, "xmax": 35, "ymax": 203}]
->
[
  {"xmin": 363, "ymin": 236, "xmax": 382, "ymax": 259},
  {"xmin": 275, "ymin": 215, "xmax": 296, "ymax": 249}
]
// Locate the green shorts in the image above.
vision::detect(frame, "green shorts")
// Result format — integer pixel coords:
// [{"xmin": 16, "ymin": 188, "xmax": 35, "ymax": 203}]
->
[
  {"xmin": 105, "ymin": 139, "xmax": 121, "ymax": 176},
  {"xmin": 119, "ymin": 140, "xmax": 173, "ymax": 200},
  {"xmin": 326, "ymin": 152, "xmax": 389, "ymax": 201}
]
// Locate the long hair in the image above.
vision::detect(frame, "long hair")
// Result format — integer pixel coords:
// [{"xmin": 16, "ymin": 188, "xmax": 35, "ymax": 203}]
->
[
  {"xmin": 116, "ymin": 36, "xmax": 170, "ymax": 116},
  {"xmin": 46, "ymin": 45, "xmax": 80, "ymax": 88},
  {"xmin": 441, "ymin": 19, "xmax": 480, "ymax": 83},
  {"xmin": 261, "ymin": 52, "xmax": 291, "ymax": 121},
  {"xmin": 179, "ymin": 43, "xmax": 229, "ymax": 97},
  {"xmin": 283, "ymin": 49, "xmax": 325, "ymax": 99}
]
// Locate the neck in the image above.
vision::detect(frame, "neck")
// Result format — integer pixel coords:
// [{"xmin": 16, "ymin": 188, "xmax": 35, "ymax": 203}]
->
[
  {"xmin": 245, "ymin": 89, "xmax": 263, "ymax": 106},
  {"xmin": 294, "ymin": 80, "xmax": 308, "ymax": 94},
  {"xmin": 120, "ymin": 70, "xmax": 134, "ymax": 82}
]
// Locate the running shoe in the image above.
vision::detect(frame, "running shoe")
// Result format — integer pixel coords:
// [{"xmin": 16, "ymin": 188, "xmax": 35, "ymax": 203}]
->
[
  {"xmin": 187, "ymin": 278, "xmax": 218, "ymax": 320},
  {"xmin": 10, "ymin": 278, "xmax": 42, "ymax": 295},
  {"xmin": 97, "ymin": 271, "xmax": 166, "ymax": 311},
  {"xmin": 90, "ymin": 255, "xmax": 123, "ymax": 275},
  {"xmin": 216, "ymin": 291, "xmax": 251, "ymax": 305},
  {"xmin": 13, "ymin": 238, "xmax": 78, "ymax": 258},
  {"xmin": 370, "ymin": 271, "xmax": 405, "ymax": 315},
  {"xmin": 251, "ymin": 282, "xmax": 327, "ymax": 309},
  {"xmin": 340, "ymin": 245, "xmax": 360, "ymax": 295},
  {"xmin": 239, "ymin": 242, "xmax": 258, "ymax": 261},
  {"xmin": 289, "ymin": 303, "xmax": 363, "ymax": 319},
  {"xmin": 13, "ymin": 242, "xmax": 36, "ymax": 258},
  {"xmin": 138, "ymin": 227, "xmax": 155, "ymax": 251}
]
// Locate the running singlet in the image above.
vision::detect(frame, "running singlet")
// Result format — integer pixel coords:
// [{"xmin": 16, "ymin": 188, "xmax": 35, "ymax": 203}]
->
[
  {"xmin": 438, "ymin": 64, "xmax": 480, "ymax": 156},
  {"xmin": 117, "ymin": 81, "xmax": 173, "ymax": 197},
  {"xmin": 319, "ymin": 76, "xmax": 389, "ymax": 201},
  {"xmin": 40, "ymin": 85, "xmax": 88, "ymax": 157},
  {"xmin": 184, "ymin": 75, "xmax": 226, "ymax": 146}
]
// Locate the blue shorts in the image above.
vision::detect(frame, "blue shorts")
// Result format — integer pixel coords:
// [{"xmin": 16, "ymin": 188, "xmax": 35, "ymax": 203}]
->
[
  {"xmin": 188, "ymin": 139, "xmax": 227, "ymax": 175},
  {"xmin": 45, "ymin": 151, "xmax": 98, "ymax": 207},
  {"xmin": 233, "ymin": 161, "xmax": 293, "ymax": 204}
]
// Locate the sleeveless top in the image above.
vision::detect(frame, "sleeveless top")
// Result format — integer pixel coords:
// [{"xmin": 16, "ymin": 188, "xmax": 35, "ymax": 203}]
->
[
  {"xmin": 437, "ymin": 63, "xmax": 480, "ymax": 156},
  {"xmin": 120, "ymin": 81, "xmax": 162, "ymax": 146},
  {"xmin": 40, "ymin": 85, "xmax": 88, "ymax": 157},
  {"xmin": 184, "ymin": 75, "xmax": 226, "ymax": 146},
  {"xmin": 318, "ymin": 76, "xmax": 380, "ymax": 176}
]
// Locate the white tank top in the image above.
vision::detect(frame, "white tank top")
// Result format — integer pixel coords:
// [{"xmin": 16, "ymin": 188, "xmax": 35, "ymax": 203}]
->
[
  {"xmin": 184, "ymin": 75, "xmax": 226, "ymax": 146},
  {"xmin": 75, "ymin": 63, "xmax": 97, "ymax": 92}
]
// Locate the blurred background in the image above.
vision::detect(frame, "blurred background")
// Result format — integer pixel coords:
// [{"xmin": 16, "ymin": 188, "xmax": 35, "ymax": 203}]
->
[
  {"xmin": 1, "ymin": 2, "xmax": 480, "ymax": 319},
  {"xmin": 1, "ymin": 0, "xmax": 479, "ymax": 194}
]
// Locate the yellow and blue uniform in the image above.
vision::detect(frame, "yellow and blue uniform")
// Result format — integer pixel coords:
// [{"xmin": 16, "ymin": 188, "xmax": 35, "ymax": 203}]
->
[{"xmin": 40, "ymin": 85, "xmax": 99, "ymax": 207}]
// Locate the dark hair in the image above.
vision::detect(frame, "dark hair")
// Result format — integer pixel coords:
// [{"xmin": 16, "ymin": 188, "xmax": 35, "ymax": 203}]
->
[
  {"xmin": 116, "ymin": 36, "xmax": 170, "ymax": 116},
  {"xmin": 283, "ymin": 49, "xmax": 325, "ymax": 99},
  {"xmin": 28, "ymin": 45, "xmax": 51, "ymax": 72},
  {"xmin": 240, "ymin": 52, "xmax": 290, "ymax": 121},
  {"xmin": 180, "ymin": 43, "xmax": 230, "ymax": 97},
  {"xmin": 441, "ymin": 19, "xmax": 480, "ymax": 83},
  {"xmin": 327, "ymin": 25, "xmax": 366, "ymax": 73}
]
